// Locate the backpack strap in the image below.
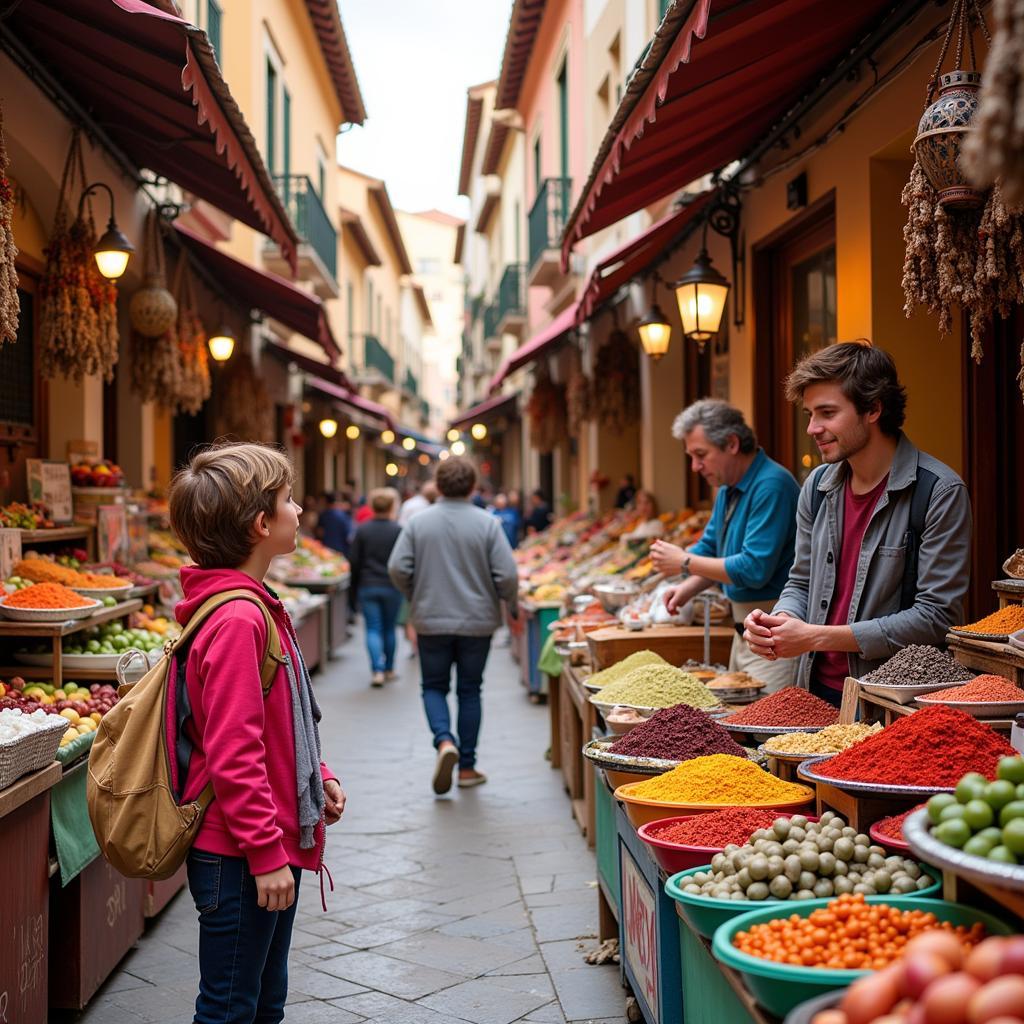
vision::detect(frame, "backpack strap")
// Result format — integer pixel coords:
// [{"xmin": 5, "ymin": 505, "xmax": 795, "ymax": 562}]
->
[
  {"xmin": 899, "ymin": 465, "xmax": 938, "ymax": 612},
  {"xmin": 808, "ymin": 464, "xmax": 831, "ymax": 523}
]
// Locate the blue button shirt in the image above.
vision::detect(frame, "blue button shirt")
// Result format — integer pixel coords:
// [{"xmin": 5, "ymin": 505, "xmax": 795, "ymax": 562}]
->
[{"xmin": 689, "ymin": 449, "xmax": 800, "ymax": 602}]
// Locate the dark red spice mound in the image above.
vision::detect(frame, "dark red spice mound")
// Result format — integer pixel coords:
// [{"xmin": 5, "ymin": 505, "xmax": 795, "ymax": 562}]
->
[
  {"xmin": 649, "ymin": 808, "xmax": 781, "ymax": 849},
  {"xmin": 816, "ymin": 706, "xmax": 1016, "ymax": 787},
  {"xmin": 721, "ymin": 686, "xmax": 839, "ymax": 728},
  {"xmin": 609, "ymin": 703, "xmax": 746, "ymax": 760}
]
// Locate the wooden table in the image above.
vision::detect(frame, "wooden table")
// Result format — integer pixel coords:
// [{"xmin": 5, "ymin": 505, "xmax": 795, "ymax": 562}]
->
[
  {"xmin": 858, "ymin": 687, "xmax": 1016, "ymax": 734},
  {"xmin": 557, "ymin": 664, "xmax": 599, "ymax": 845},
  {"xmin": 586, "ymin": 624, "xmax": 734, "ymax": 671},
  {"xmin": 19, "ymin": 525, "xmax": 95, "ymax": 560},
  {"xmin": 992, "ymin": 578, "xmax": 1024, "ymax": 609},
  {"xmin": 946, "ymin": 632, "xmax": 1024, "ymax": 686}
]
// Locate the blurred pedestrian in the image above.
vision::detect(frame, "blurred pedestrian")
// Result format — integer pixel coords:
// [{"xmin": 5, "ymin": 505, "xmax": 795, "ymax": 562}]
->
[
  {"xmin": 491, "ymin": 492, "xmax": 520, "ymax": 549},
  {"xmin": 388, "ymin": 457, "xmax": 518, "ymax": 794},
  {"xmin": 524, "ymin": 489, "xmax": 552, "ymax": 534},
  {"xmin": 316, "ymin": 491, "xmax": 353, "ymax": 558},
  {"xmin": 614, "ymin": 474, "xmax": 637, "ymax": 509},
  {"xmin": 350, "ymin": 488, "xmax": 403, "ymax": 688},
  {"xmin": 399, "ymin": 480, "xmax": 438, "ymax": 526}
]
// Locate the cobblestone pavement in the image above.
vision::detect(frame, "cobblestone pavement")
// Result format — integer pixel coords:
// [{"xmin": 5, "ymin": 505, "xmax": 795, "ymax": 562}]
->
[{"xmin": 70, "ymin": 627, "xmax": 627, "ymax": 1024}]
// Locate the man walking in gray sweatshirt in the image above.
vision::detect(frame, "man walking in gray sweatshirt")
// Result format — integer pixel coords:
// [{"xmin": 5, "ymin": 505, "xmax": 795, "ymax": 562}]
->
[{"xmin": 388, "ymin": 457, "xmax": 519, "ymax": 794}]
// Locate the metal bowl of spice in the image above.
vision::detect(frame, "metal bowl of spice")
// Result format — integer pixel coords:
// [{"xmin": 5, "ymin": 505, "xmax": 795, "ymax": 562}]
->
[
  {"xmin": 858, "ymin": 645, "xmax": 975, "ymax": 705},
  {"xmin": 797, "ymin": 755, "xmax": 956, "ymax": 797},
  {"xmin": 915, "ymin": 674, "xmax": 1024, "ymax": 717}
]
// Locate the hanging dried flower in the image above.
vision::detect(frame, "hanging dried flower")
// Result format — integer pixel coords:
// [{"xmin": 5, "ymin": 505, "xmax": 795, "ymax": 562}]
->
[
  {"xmin": 215, "ymin": 349, "xmax": 274, "ymax": 441},
  {"xmin": 526, "ymin": 365, "xmax": 566, "ymax": 454},
  {"xmin": 592, "ymin": 329, "xmax": 640, "ymax": 432},
  {"xmin": 566, "ymin": 346, "xmax": 592, "ymax": 438},
  {"xmin": 0, "ymin": 102, "xmax": 20, "ymax": 345}
]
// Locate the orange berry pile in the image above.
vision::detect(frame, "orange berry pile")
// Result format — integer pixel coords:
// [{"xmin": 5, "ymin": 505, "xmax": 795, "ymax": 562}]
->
[{"xmin": 732, "ymin": 893, "xmax": 985, "ymax": 971}]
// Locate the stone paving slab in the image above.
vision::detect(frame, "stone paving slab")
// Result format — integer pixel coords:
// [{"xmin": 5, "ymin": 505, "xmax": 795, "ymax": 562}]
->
[{"xmin": 69, "ymin": 627, "xmax": 626, "ymax": 1024}]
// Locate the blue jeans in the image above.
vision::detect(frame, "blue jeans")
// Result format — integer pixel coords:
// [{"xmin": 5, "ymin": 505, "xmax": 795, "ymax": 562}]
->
[
  {"xmin": 359, "ymin": 586, "xmax": 402, "ymax": 672},
  {"xmin": 187, "ymin": 851, "xmax": 301, "ymax": 1024},
  {"xmin": 419, "ymin": 634, "xmax": 492, "ymax": 770}
]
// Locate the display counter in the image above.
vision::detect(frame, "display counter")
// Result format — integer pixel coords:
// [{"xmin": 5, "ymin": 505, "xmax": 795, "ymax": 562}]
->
[{"xmin": 586, "ymin": 625, "xmax": 734, "ymax": 672}]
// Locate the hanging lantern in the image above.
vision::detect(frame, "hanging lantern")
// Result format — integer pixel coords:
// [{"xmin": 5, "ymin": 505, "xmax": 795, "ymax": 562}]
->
[
  {"xmin": 637, "ymin": 305, "xmax": 672, "ymax": 359},
  {"xmin": 208, "ymin": 326, "xmax": 236, "ymax": 362},
  {"xmin": 673, "ymin": 249, "xmax": 729, "ymax": 348},
  {"xmin": 402, "ymin": 436, "xmax": 416, "ymax": 451},
  {"xmin": 913, "ymin": 70, "xmax": 984, "ymax": 209},
  {"xmin": 470, "ymin": 423, "xmax": 487, "ymax": 440},
  {"xmin": 380, "ymin": 429, "xmax": 395, "ymax": 444},
  {"xmin": 345, "ymin": 424, "xmax": 360, "ymax": 440},
  {"xmin": 319, "ymin": 417, "xmax": 338, "ymax": 438}
]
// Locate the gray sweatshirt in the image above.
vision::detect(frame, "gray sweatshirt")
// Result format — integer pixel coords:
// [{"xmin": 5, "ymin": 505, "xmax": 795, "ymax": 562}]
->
[{"xmin": 387, "ymin": 498, "xmax": 519, "ymax": 636}]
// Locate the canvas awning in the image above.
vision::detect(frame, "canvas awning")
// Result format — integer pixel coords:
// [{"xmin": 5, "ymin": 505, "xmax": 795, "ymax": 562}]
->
[
  {"xmin": 306, "ymin": 377, "xmax": 397, "ymax": 432},
  {"xmin": 450, "ymin": 392, "xmax": 518, "ymax": 430},
  {"xmin": 7, "ymin": 0, "xmax": 299, "ymax": 270},
  {"xmin": 488, "ymin": 304, "xmax": 579, "ymax": 394}
]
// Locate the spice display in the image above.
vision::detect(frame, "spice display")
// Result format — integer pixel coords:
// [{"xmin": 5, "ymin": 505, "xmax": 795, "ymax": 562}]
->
[
  {"xmin": 608, "ymin": 703, "xmax": 745, "ymax": 760},
  {"xmin": 733, "ymin": 892, "xmax": 985, "ymax": 970},
  {"xmin": 925, "ymin": 674, "xmax": 1024, "ymax": 703},
  {"xmin": 1, "ymin": 582, "xmax": 94, "ymax": 609},
  {"xmin": 680, "ymin": 812, "xmax": 931, "ymax": 901},
  {"xmin": 860, "ymin": 644, "xmax": 974, "ymax": 686},
  {"xmin": 956, "ymin": 605, "xmax": 1024, "ymax": 635},
  {"xmin": 926, "ymin": 756, "xmax": 1024, "ymax": 862},
  {"xmin": 873, "ymin": 807, "xmax": 924, "ymax": 844},
  {"xmin": 0, "ymin": 102, "xmax": 20, "ymax": 345},
  {"xmin": 763, "ymin": 722, "xmax": 883, "ymax": 755},
  {"xmin": 593, "ymin": 664, "xmax": 719, "ymax": 709},
  {"xmin": 721, "ymin": 687, "xmax": 839, "ymax": 728},
  {"xmin": 649, "ymin": 809, "xmax": 782, "ymax": 849},
  {"xmin": 627, "ymin": 754, "xmax": 810, "ymax": 805},
  {"xmin": 13, "ymin": 558, "xmax": 130, "ymax": 590},
  {"xmin": 815, "ymin": 706, "xmax": 1017, "ymax": 788}
]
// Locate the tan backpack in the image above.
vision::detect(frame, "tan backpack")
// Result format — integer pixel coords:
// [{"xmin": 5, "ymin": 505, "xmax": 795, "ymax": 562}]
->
[{"xmin": 86, "ymin": 590, "xmax": 283, "ymax": 879}]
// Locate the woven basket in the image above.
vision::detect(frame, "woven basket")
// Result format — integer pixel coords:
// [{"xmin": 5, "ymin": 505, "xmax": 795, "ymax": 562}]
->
[{"xmin": 0, "ymin": 715, "xmax": 68, "ymax": 790}]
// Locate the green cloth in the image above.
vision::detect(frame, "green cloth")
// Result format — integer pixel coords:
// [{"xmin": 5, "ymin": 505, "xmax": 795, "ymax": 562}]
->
[
  {"xmin": 538, "ymin": 631, "xmax": 564, "ymax": 677},
  {"xmin": 51, "ymin": 761, "xmax": 100, "ymax": 886}
]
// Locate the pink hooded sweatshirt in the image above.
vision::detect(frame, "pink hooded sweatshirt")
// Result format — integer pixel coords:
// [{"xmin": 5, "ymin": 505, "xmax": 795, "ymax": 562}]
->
[{"xmin": 175, "ymin": 567, "xmax": 337, "ymax": 876}]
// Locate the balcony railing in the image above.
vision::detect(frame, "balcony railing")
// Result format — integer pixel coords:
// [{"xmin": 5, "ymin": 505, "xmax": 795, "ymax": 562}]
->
[
  {"xmin": 404, "ymin": 368, "xmax": 418, "ymax": 396},
  {"xmin": 273, "ymin": 174, "xmax": 337, "ymax": 281},
  {"xmin": 483, "ymin": 301, "xmax": 501, "ymax": 340},
  {"xmin": 528, "ymin": 177, "xmax": 571, "ymax": 273},
  {"xmin": 419, "ymin": 398, "xmax": 430, "ymax": 423},
  {"xmin": 497, "ymin": 263, "xmax": 526, "ymax": 322},
  {"xmin": 363, "ymin": 334, "xmax": 394, "ymax": 382}
]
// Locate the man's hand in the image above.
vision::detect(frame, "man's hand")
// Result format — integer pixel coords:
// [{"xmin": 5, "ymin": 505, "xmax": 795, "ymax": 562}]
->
[
  {"xmin": 324, "ymin": 779, "xmax": 346, "ymax": 825},
  {"xmin": 743, "ymin": 609, "xmax": 790, "ymax": 660},
  {"xmin": 650, "ymin": 539, "xmax": 685, "ymax": 576},
  {"xmin": 255, "ymin": 866, "xmax": 295, "ymax": 912},
  {"xmin": 760, "ymin": 616, "xmax": 819, "ymax": 659},
  {"xmin": 664, "ymin": 582, "xmax": 690, "ymax": 615}
]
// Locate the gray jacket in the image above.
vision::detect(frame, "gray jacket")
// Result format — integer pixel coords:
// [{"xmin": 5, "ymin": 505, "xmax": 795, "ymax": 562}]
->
[
  {"xmin": 774, "ymin": 433, "xmax": 971, "ymax": 687},
  {"xmin": 387, "ymin": 498, "xmax": 519, "ymax": 636}
]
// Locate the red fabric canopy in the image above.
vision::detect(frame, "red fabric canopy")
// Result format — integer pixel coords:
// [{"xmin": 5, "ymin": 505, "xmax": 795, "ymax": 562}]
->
[
  {"xmin": 575, "ymin": 193, "xmax": 712, "ymax": 324},
  {"xmin": 488, "ymin": 304, "xmax": 578, "ymax": 394},
  {"xmin": 562, "ymin": 0, "xmax": 897, "ymax": 265},
  {"xmin": 263, "ymin": 338, "xmax": 352, "ymax": 391},
  {"xmin": 306, "ymin": 377, "xmax": 396, "ymax": 431},
  {"xmin": 10, "ymin": 0, "xmax": 298, "ymax": 270},
  {"xmin": 450, "ymin": 392, "xmax": 518, "ymax": 430},
  {"xmin": 175, "ymin": 224, "xmax": 340, "ymax": 360}
]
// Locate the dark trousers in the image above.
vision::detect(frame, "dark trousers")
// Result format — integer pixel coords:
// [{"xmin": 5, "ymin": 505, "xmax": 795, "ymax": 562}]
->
[
  {"xmin": 187, "ymin": 851, "xmax": 301, "ymax": 1024},
  {"xmin": 418, "ymin": 633, "xmax": 492, "ymax": 770}
]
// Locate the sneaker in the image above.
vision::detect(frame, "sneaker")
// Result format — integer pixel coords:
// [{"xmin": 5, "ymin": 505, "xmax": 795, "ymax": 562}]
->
[
  {"xmin": 457, "ymin": 770, "xmax": 488, "ymax": 788},
  {"xmin": 384, "ymin": 669, "xmax": 398, "ymax": 682},
  {"xmin": 371, "ymin": 672, "xmax": 385, "ymax": 688},
  {"xmin": 432, "ymin": 743, "xmax": 459, "ymax": 794}
]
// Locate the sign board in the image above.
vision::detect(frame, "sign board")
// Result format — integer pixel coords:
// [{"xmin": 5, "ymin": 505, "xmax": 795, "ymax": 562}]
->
[
  {"xmin": 0, "ymin": 528, "xmax": 21, "ymax": 580},
  {"xmin": 96, "ymin": 505, "xmax": 128, "ymax": 564},
  {"xmin": 621, "ymin": 845, "xmax": 659, "ymax": 1022},
  {"xmin": 26, "ymin": 459, "xmax": 73, "ymax": 524},
  {"xmin": 66, "ymin": 440, "xmax": 100, "ymax": 466}
]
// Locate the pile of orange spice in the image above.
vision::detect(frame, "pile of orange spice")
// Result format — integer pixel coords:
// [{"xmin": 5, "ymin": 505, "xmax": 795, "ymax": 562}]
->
[
  {"xmin": 956, "ymin": 605, "xmax": 1024, "ymax": 635},
  {"xmin": 732, "ymin": 893, "xmax": 984, "ymax": 970},
  {"xmin": 2, "ymin": 582, "xmax": 95, "ymax": 609},
  {"xmin": 13, "ymin": 558, "xmax": 129, "ymax": 589}
]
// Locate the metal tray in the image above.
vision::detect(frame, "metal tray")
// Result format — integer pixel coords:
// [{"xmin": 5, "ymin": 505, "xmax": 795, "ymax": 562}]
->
[
  {"xmin": 797, "ymin": 755, "xmax": 955, "ymax": 796},
  {"xmin": 0, "ymin": 598, "xmax": 102, "ymax": 622},
  {"xmin": 71, "ymin": 583, "xmax": 134, "ymax": 600},
  {"xmin": 719, "ymin": 721, "xmax": 831, "ymax": 739},
  {"xmin": 859, "ymin": 677, "xmax": 972, "ymax": 706},
  {"xmin": 904, "ymin": 808, "xmax": 1024, "ymax": 892},
  {"xmin": 582, "ymin": 739, "xmax": 679, "ymax": 774},
  {"xmin": 948, "ymin": 627, "xmax": 1011, "ymax": 643},
  {"xmin": 757, "ymin": 744, "xmax": 821, "ymax": 764},
  {"xmin": 915, "ymin": 694, "xmax": 1024, "ymax": 718}
]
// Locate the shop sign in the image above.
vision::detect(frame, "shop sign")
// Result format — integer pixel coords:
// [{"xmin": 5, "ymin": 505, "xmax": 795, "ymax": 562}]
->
[
  {"xmin": 26, "ymin": 459, "xmax": 73, "ymax": 524},
  {"xmin": 96, "ymin": 505, "xmax": 128, "ymax": 563},
  {"xmin": 0, "ymin": 528, "xmax": 21, "ymax": 580},
  {"xmin": 622, "ymin": 847, "xmax": 659, "ymax": 1020}
]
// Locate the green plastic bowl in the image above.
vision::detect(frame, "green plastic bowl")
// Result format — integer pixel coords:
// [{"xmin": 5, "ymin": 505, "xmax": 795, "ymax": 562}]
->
[
  {"xmin": 665, "ymin": 863, "xmax": 941, "ymax": 940},
  {"xmin": 711, "ymin": 896, "xmax": 1013, "ymax": 1018}
]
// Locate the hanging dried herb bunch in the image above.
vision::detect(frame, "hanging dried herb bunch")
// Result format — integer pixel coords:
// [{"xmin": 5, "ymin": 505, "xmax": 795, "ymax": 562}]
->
[
  {"xmin": 0, "ymin": 101, "xmax": 20, "ymax": 345},
  {"xmin": 39, "ymin": 130, "xmax": 119, "ymax": 382},
  {"xmin": 174, "ymin": 255, "xmax": 210, "ymax": 416},
  {"xmin": 527, "ymin": 364, "xmax": 566, "ymax": 454},
  {"xmin": 566, "ymin": 344, "xmax": 592, "ymax": 437},
  {"xmin": 592, "ymin": 328, "xmax": 641, "ymax": 432},
  {"xmin": 215, "ymin": 348, "xmax": 274, "ymax": 441}
]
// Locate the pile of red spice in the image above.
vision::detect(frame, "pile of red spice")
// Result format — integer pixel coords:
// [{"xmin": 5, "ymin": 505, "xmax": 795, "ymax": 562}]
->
[
  {"xmin": 648, "ymin": 808, "xmax": 782, "ymax": 848},
  {"xmin": 926, "ymin": 674, "xmax": 1024, "ymax": 703},
  {"xmin": 816, "ymin": 706, "xmax": 1016, "ymax": 787},
  {"xmin": 609, "ymin": 703, "xmax": 745, "ymax": 760},
  {"xmin": 720, "ymin": 686, "xmax": 839, "ymax": 728},
  {"xmin": 872, "ymin": 805, "xmax": 923, "ymax": 843}
]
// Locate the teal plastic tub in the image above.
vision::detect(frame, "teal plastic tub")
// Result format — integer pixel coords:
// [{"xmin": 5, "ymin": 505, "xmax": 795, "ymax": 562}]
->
[
  {"xmin": 665, "ymin": 863, "xmax": 941, "ymax": 940},
  {"xmin": 710, "ymin": 896, "xmax": 1013, "ymax": 1018}
]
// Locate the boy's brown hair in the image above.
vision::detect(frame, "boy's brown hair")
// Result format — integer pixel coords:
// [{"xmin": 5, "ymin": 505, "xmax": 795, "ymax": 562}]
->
[
  {"xmin": 168, "ymin": 442, "xmax": 293, "ymax": 568},
  {"xmin": 435, "ymin": 456, "xmax": 477, "ymax": 498}
]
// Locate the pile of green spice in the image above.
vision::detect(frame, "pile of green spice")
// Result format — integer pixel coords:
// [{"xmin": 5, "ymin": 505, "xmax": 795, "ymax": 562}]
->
[
  {"xmin": 592, "ymin": 664, "xmax": 720, "ymax": 709},
  {"xmin": 585, "ymin": 649, "xmax": 668, "ymax": 689}
]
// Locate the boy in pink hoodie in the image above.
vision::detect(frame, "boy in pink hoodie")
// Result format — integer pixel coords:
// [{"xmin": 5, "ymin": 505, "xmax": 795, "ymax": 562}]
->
[{"xmin": 168, "ymin": 442, "xmax": 346, "ymax": 1024}]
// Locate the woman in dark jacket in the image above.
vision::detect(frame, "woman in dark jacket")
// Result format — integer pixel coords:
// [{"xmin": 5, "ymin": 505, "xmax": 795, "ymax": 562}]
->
[{"xmin": 349, "ymin": 488, "xmax": 403, "ymax": 687}]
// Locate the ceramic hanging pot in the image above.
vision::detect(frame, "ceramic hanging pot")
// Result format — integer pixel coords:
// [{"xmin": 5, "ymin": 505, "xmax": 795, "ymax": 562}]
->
[
  {"xmin": 912, "ymin": 69, "xmax": 984, "ymax": 209},
  {"xmin": 129, "ymin": 273, "xmax": 178, "ymax": 337}
]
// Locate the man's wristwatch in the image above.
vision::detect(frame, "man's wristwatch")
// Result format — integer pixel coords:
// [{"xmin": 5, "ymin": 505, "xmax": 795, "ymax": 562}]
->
[{"xmin": 681, "ymin": 555, "xmax": 692, "ymax": 578}]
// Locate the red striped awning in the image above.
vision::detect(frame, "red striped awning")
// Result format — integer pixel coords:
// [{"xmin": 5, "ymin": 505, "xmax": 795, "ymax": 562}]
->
[
  {"xmin": 450, "ymin": 392, "xmax": 518, "ymax": 430},
  {"xmin": 175, "ymin": 224, "xmax": 340, "ymax": 361},
  {"xmin": 488, "ymin": 303, "xmax": 578, "ymax": 394},
  {"xmin": 9, "ymin": 0, "xmax": 298, "ymax": 270},
  {"xmin": 306, "ymin": 377, "xmax": 396, "ymax": 432},
  {"xmin": 562, "ymin": 0, "xmax": 905, "ymax": 266}
]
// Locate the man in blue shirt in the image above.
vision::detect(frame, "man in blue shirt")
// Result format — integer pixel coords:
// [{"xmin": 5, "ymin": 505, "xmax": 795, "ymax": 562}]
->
[
  {"xmin": 653, "ymin": 399, "xmax": 800, "ymax": 692},
  {"xmin": 316, "ymin": 491, "xmax": 353, "ymax": 558}
]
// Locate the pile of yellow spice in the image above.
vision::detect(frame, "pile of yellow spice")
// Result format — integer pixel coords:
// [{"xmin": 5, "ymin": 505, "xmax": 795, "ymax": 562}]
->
[
  {"xmin": 762, "ymin": 722, "xmax": 883, "ymax": 755},
  {"xmin": 624, "ymin": 753, "xmax": 812, "ymax": 805}
]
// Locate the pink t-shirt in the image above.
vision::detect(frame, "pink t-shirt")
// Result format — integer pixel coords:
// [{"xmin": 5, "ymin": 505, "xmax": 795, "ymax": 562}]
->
[{"xmin": 814, "ymin": 475, "xmax": 889, "ymax": 692}]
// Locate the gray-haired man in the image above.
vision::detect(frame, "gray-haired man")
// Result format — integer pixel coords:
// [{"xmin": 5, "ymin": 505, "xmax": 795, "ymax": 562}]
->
[{"xmin": 654, "ymin": 399, "xmax": 801, "ymax": 691}]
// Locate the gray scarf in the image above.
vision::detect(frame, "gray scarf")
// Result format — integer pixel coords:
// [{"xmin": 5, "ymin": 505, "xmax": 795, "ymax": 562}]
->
[{"xmin": 287, "ymin": 640, "xmax": 325, "ymax": 849}]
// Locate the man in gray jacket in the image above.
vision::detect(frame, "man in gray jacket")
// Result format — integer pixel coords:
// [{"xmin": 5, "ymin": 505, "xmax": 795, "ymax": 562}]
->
[
  {"xmin": 743, "ymin": 342, "xmax": 971, "ymax": 705},
  {"xmin": 388, "ymin": 456, "xmax": 519, "ymax": 793}
]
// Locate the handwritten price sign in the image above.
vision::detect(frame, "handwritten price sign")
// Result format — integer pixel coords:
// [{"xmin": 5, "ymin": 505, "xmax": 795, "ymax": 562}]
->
[{"xmin": 621, "ymin": 849, "xmax": 659, "ymax": 1021}]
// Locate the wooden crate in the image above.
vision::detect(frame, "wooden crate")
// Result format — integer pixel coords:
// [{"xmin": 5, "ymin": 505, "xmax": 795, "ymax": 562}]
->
[
  {"xmin": 586, "ymin": 624, "xmax": 735, "ymax": 671},
  {"xmin": 0, "ymin": 763, "xmax": 60, "ymax": 1024},
  {"xmin": 946, "ymin": 632, "xmax": 1024, "ymax": 687}
]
